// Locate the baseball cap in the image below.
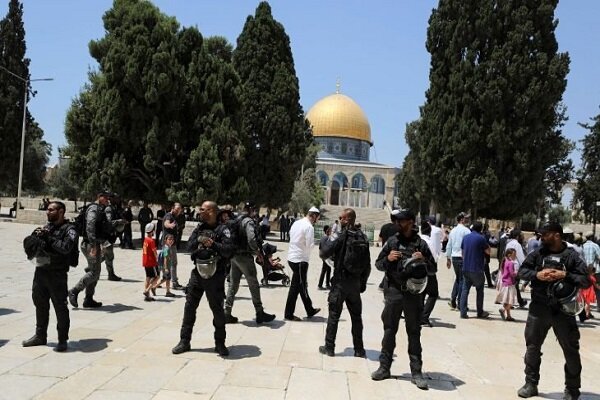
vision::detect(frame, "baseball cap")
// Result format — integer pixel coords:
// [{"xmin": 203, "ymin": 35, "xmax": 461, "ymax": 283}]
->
[
  {"xmin": 539, "ymin": 222, "xmax": 563, "ymax": 235},
  {"xmin": 145, "ymin": 223, "xmax": 155, "ymax": 233},
  {"xmin": 97, "ymin": 189, "xmax": 114, "ymax": 197},
  {"xmin": 393, "ymin": 209, "xmax": 415, "ymax": 221}
]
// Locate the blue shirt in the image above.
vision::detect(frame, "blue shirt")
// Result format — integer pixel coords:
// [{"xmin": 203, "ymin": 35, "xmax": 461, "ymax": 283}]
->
[
  {"xmin": 445, "ymin": 224, "xmax": 471, "ymax": 258},
  {"xmin": 583, "ymin": 241, "xmax": 600, "ymax": 273},
  {"xmin": 461, "ymin": 232, "xmax": 489, "ymax": 273}
]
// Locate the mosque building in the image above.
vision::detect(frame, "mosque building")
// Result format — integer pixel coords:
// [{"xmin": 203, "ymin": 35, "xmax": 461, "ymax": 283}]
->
[{"xmin": 306, "ymin": 85, "xmax": 399, "ymax": 209}]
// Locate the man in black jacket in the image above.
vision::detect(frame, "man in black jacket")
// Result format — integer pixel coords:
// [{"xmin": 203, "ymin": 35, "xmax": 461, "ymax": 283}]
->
[
  {"xmin": 22, "ymin": 201, "xmax": 78, "ymax": 352},
  {"xmin": 371, "ymin": 209, "xmax": 435, "ymax": 390},
  {"xmin": 516, "ymin": 222, "xmax": 590, "ymax": 400},
  {"xmin": 172, "ymin": 201, "xmax": 236, "ymax": 356},
  {"xmin": 318, "ymin": 208, "xmax": 371, "ymax": 358}
]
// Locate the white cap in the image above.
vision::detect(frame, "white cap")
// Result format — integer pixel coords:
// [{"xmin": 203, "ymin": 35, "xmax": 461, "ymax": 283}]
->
[
  {"xmin": 145, "ymin": 223, "xmax": 155, "ymax": 233},
  {"xmin": 562, "ymin": 227, "xmax": 574, "ymax": 234},
  {"xmin": 308, "ymin": 206, "xmax": 320, "ymax": 214},
  {"xmin": 391, "ymin": 209, "xmax": 400, "ymax": 216}
]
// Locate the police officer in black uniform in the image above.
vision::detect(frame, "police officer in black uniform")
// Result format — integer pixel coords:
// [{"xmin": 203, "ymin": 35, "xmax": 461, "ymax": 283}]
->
[
  {"xmin": 22, "ymin": 201, "xmax": 78, "ymax": 352},
  {"xmin": 69, "ymin": 190, "xmax": 114, "ymax": 308},
  {"xmin": 371, "ymin": 209, "xmax": 435, "ymax": 390},
  {"xmin": 318, "ymin": 208, "xmax": 371, "ymax": 358},
  {"xmin": 516, "ymin": 222, "xmax": 590, "ymax": 400},
  {"xmin": 172, "ymin": 201, "xmax": 236, "ymax": 356}
]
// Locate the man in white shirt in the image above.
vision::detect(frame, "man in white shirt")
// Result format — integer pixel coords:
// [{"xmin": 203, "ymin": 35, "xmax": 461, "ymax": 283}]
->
[
  {"xmin": 504, "ymin": 229, "xmax": 528, "ymax": 308},
  {"xmin": 426, "ymin": 216, "xmax": 442, "ymax": 261},
  {"xmin": 284, "ymin": 207, "xmax": 322, "ymax": 321},
  {"xmin": 445, "ymin": 212, "xmax": 471, "ymax": 310}
]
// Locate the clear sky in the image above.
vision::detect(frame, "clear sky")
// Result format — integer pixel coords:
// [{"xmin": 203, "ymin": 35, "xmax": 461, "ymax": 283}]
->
[{"xmin": 3, "ymin": 0, "xmax": 600, "ymax": 170}]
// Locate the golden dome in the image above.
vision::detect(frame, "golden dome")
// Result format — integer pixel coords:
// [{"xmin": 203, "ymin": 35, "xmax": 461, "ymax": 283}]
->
[{"xmin": 306, "ymin": 92, "xmax": 372, "ymax": 145}]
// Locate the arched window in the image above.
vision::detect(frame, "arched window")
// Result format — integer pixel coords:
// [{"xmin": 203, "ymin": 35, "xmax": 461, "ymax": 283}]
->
[
  {"xmin": 317, "ymin": 170, "xmax": 329, "ymax": 187},
  {"xmin": 351, "ymin": 173, "xmax": 367, "ymax": 190},
  {"xmin": 370, "ymin": 175, "xmax": 385, "ymax": 194},
  {"xmin": 332, "ymin": 172, "xmax": 349, "ymax": 190}
]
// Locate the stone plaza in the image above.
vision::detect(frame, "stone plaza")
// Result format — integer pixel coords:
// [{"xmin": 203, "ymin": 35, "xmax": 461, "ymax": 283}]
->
[{"xmin": 0, "ymin": 221, "xmax": 598, "ymax": 400}]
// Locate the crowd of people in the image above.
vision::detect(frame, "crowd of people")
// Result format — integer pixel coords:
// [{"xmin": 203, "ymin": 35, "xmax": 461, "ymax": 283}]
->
[{"xmin": 18, "ymin": 193, "xmax": 600, "ymax": 399}]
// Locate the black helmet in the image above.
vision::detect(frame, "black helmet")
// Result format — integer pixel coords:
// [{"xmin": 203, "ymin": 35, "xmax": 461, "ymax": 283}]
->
[
  {"xmin": 547, "ymin": 280, "xmax": 584, "ymax": 316},
  {"xmin": 392, "ymin": 209, "xmax": 415, "ymax": 221},
  {"xmin": 402, "ymin": 257, "xmax": 429, "ymax": 294}
]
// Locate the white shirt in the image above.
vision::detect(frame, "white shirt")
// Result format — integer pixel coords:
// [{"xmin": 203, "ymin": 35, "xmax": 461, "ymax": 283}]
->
[
  {"xmin": 420, "ymin": 233, "xmax": 433, "ymax": 254},
  {"xmin": 429, "ymin": 225, "xmax": 443, "ymax": 260},
  {"xmin": 287, "ymin": 217, "xmax": 314, "ymax": 263},
  {"xmin": 505, "ymin": 239, "xmax": 526, "ymax": 269},
  {"xmin": 445, "ymin": 223, "xmax": 470, "ymax": 258}
]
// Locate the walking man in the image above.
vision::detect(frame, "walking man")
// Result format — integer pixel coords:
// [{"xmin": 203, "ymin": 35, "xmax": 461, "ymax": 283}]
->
[
  {"xmin": 284, "ymin": 207, "xmax": 321, "ymax": 321},
  {"xmin": 318, "ymin": 208, "xmax": 371, "ymax": 357},
  {"xmin": 445, "ymin": 212, "xmax": 471, "ymax": 310},
  {"xmin": 459, "ymin": 221, "xmax": 491, "ymax": 319},
  {"xmin": 516, "ymin": 222, "xmax": 590, "ymax": 400},
  {"xmin": 68, "ymin": 190, "xmax": 113, "ymax": 309},
  {"xmin": 172, "ymin": 201, "xmax": 236, "ymax": 356},
  {"xmin": 137, "ymin": 201, "xmax": 154, "ymax": 242},
  {"xmin": 371, "ymin": 209, "xmax": 435, "ymax": 390},
  {"xmin": 419, "ymin": 220, "xmax": 439, "ymax": 326},
  {"xmin": 224, "ymin": 202, "xmax": 276, "ymax": 324},
  {"xmin": 22, "ymin": 201, "xmax": 78, "ymax": 352},
  {"xmin": 103, "ymin": 196, "xmax": 122, "ymax": 281}
]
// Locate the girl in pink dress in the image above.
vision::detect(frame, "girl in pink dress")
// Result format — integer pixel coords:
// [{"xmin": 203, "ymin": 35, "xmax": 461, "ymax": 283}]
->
[
  {"xmin": 580, "ymin": 267, "xmax": 597, "ymax": 321},
  {"xmin": 496, "ymin": 248, "xmax": 518, "ymax": 321}
]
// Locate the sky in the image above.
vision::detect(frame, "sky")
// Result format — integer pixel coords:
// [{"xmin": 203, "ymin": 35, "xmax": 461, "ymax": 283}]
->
[{"xmin": 3, "ymin": 0, "xmax": 600, "ymax": 171}]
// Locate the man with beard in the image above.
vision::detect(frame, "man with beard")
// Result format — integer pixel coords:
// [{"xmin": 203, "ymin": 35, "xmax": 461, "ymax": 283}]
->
[
  {"xmin": 371, "ymin": 209, "xmax": 435, "ymax": 390},
  {"xmin": 516, "ymin": 222, "xmax": 590, "ymax": 400},
  {"xmin": 22, "ymin": 201, "xmax": 78, "ymax": 352},
  {"xmin": 163, "ymin": 203, "xmax": 183, "ymax": 289},
  {"xmin": 172, "ymin": 201, "xmax": 235, "ymax": 356}
]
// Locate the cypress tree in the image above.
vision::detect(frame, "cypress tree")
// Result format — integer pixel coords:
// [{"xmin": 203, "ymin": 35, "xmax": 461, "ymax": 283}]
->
[
  {"xmin": 0, "ymin": 0, "xmax": 50, "ymax": 194},
  {"xmin": 575, "ymin": 110, "xmax": 600, "ymax": 221},
  {"xmin": 416, "ymin": 0, "xmax": 570, "ymax": 219},
  {"xmin": 233, "ymin": 2, "xmax": 312, "ymax": 208}
]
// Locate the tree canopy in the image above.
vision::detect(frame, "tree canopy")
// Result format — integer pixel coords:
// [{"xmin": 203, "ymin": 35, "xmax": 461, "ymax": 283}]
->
[
  {"xmin": 413, "ymin": 0, "xmax": 571, "ymax": 219},
  {"xmin": 0, "ymin": 0, "xmax": 50, "ymax": 194},
  {"xmin": 574, "ymin": 109, "xmax": 600, "ymax": 221}
]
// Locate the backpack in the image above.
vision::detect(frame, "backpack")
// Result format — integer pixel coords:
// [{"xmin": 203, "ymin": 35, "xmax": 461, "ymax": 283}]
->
[
  {"xmin": 227, "ymin": 215, "xmax": 249, "ymax": 248},
  {"xmin": 341, "ymin": 229, "xmax": 371, "ymax": 276},
  {"xmin": 65, "ymin": 223, "xmax": 80, "ymax": 268},
  {"xmin": 73, "ymin": 204, "xmax": 92, "ymax": 238},
  {"xmin": 157, "ymin": 248, "xmax": 165, "ymax": 268}
]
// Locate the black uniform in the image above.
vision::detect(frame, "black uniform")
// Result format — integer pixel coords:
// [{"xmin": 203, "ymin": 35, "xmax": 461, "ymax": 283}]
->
[
  {"xmin": 178, "ymin": 221, "xmax": 235, "ymax": 347},
  {"xmin": 26, "ymin": 221, "xmax": 78, "ymax": 343},
  {"xmin": 375, "ymin": 229, "xmax": 435, "ymax": 375},
  {"xmin": 517, "ymin": 243, "xmax": 590, "ymax": 396},
  {"xmin": 320, "ymin": 227, "xmax": 371, "ymax": 352}
]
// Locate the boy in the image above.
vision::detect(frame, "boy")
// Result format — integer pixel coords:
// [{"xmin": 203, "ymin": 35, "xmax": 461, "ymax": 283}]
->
[
  {"xmin": 154, "ymin": 234, "xmax": 176, "ymax": 297},
  {"xmin": 142, "ymin": 223, "xmax": 159, "ymax": 301}
]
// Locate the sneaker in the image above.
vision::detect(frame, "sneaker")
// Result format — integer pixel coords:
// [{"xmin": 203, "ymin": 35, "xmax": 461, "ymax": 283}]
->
[
  {"xmin": 318, "ymin": 345, "xmax": 334, "ymax": 357},
  {"xmin": 420, "ymin": 319, "xmax": 432, "ymax": 327},
  {"xmin": 499, "ymin": 309, "xmax": 506, "ymax": 321},
  {"xmin": 285, "ymin": 315, "xmax": 301, "ymax": 321},
  {"xmin": 477, "ymin": 311, "xmax": 490, "ymax": 319},
  {"xmin": 460, "ymin": 314, "xmax": 469, "ymax": 319},
  {"xmin": 256, "ymin": 311, "xmax": 276, "ymax": 324},
  {"xmin": 411, "ymin": 374, "xmax": 429, "ymax": 390},
  {"xmin": 22, "ymin": 335, "xmax": 47, "ymax": 347},
  {"xmin": 354, "ymin": 348, "xmax": 366, "ymax": 358},
  {"xmin": 307, "ymin": 308, "xmax": 321, "ymax": 318},
  {"xmin": 68, "ymin": 290, "xmax": 79, "ymax": 308},
  {"xmin": 165, "ymin": 292, "xmax": 176, "ymax": 297},
  {"xmin": 225, "ymin": 314, "xmax": 238, "ymax": 324},
  {"xmin": 54, "ymin": 341, "xmax": 68, "ymax": 352},
  {"xmin": 371, "ymin": 365, "xmax": 391, "ymax": 381},
  {"xmin": 82, "ymin": 299, "xmax": 103, "ymax": 308},
  {"xmin": 172, "ymin": 283, "xmax": 184, "ymax": 290},
  {"xmin": 172, "ymin": 340, "xmax": 191, "ymax": 354},
  {"xmin": 144, "ymin": 296, "xmax": 155, "ymax": 302},
  {"xmin": 215, "ymin": 343, "xmax": 229, "ymax": 356},
  {"xmin": 506, "ymin": 316, "xmax": 515, "ymax": 322},
  {"xmin": 448, "ymin": 301, "xmax": 456, "ymax": 310},
  {"xmin": 108, "ymin": 274, "xmax": 122, "ymax": 281},
  {"xmin": 517, "ymin": 382, "xmax": 538, "ymax": 398}
]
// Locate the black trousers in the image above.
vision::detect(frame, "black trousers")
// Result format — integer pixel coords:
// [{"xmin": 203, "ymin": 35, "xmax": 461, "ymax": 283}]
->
[
  {"xmin": 324, "ymin": 277, "xmax": 363, "ymax": 351},
  {"xmin": 180, "ymin": 269, "xmax": 226, "ymax": 345},
  {"xmin": 32, "ymin": 268, "xmax": 70, "ymax": 342},
  {"xmin": 421, "ymin": 274, "xmax": 439, "ymax": 322},
  {"xmin": 483, "ymin": 261, "xmax": 493, "ymax": 287},
  {"xmin": 318, "ymin": 260, "xmax": 331, "ymax": 288},
  {"xmin": 524, "ymin": 301, "xmax": 581, "ymax": 392},
  {"xmin": 285, "ymin": 261, "xmax": 315, "ymax": 318},
  {"xmin": 379, "ymin": 284, "xmax": 423, "ymax": 374}
]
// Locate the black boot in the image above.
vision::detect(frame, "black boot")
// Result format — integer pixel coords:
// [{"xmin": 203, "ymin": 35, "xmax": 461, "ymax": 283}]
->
[
  {"xmin": 224, "ymin": 312, "xmax": 238, "ymax": 324},
  {"xmin": 22, "ymin": 335, "xmax": 47, "ymax": 347},
  {"xmin": 518, "ymin": 382, "xmax": 539, "ymax": 398},
  {"xmin": 371, "ymin": 365, "xmax": 391, "ymax": 381},
  {"xmin": 256, "ymin": 311, "xmax": 275, "ymax": 324},
  {"xmin": 68, "ymin": 289, "xmax": 79, "ymax": 308},
  {"xmin": 171, "ymin": 340, "xmax": 191, "ymax": 354},
  {"xmin": 215, "ymin": 343, "xmax": 229, "ymax": 356},
  {"xmin": 82, "ymin": 298, "xmax": 103, "ymax": 308},
  {"xmin": 54, "ymin": 341, "xmax": 68, "ymax": 352},
  {"xmin": 108, "ymin": 274, "xmax": 122, "ymax": 281},
  {"xmin": 411, "ymin": 373, "xmax": 429, "ymax": 390},
  {"xmin": 563, "ymin": 388, "xmax": 580, "ymax": 400},
  {"xmin": 318, "ymin": 345, "xmax": 334, "ymax": 357}
]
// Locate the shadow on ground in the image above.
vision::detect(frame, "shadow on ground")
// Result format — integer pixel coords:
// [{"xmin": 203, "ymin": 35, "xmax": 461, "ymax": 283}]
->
[
  {"xmin": 539, "ymin": 392, "xmax": 600, "ymax": 399},
  {"xmin": 0, "ymin": 308, "xmax": 19, "ymax": 316},
  {"xmin": 227, "ymin": 344, "xmax": 261, "ymax": 360},
  {"xmin": 67, "ymin": 338, "xmax": 112, "ymax": 353},
  {"xmin": 72, "ymin": 303, "xmax": 143, "ymax": 313},
  {"xmin": 390, "ymin": 371, "xmax": 465, "ymax": 391},
  {"xmin": 0, "ymin": 339, "xmax": 8, "ymax": 348},
  {"xmin": 240, "ymin": 319, "xmax": 285, "ymax": 330}
]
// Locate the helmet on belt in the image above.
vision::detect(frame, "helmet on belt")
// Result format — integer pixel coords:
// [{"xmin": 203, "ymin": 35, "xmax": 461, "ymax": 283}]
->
[
  {"xmin": 547, "ymin": 280, "xmax": 584, "ymax": 316},
  {"xmin": 402, "ymin": 256, "xmax": 429, "ymax": 294}
]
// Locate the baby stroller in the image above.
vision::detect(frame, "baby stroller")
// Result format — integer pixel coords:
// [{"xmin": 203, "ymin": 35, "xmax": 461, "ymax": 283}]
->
[{"xmin": 257, "ymin": 243, "xmax": 290, "ymax": 286}]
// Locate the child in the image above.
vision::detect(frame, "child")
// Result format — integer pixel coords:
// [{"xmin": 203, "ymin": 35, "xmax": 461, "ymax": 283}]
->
[
  {"xmin": 154, "ymin": 234, "xmax": 176, "ymax": 297},
  {"xmin": 579, "ymin": 266, "xmax": 597, "ymax": 322},
  {"xmin": 496, "ymin": 248, "xmax": 518, "ymax": 321},
  {"xmin": 142, "ymin": 223, "xmax": 159, "ymax": 301}
]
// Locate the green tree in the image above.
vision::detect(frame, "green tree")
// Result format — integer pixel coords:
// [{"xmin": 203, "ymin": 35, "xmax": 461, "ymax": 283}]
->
[
  {"xmin": 233, "ymin": 2, "xmax": 312, "ymax": 208},
  {"xmin": 574, "ymin": 109, "xmax": 600, "ymax": 221},
  {"xmin": 415, "ymin": 0, "xmax": 570, "ymax": 219},
  {"xmin": 0, "ymin": 0, "xmax": 50, "ymax": 194}
]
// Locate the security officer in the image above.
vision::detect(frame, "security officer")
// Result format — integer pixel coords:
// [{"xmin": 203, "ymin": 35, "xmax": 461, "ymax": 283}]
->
[
  {"xmin": 68, "ymin": 190, "xmax": 113, "ymax": 308},
  {"xmin": 318, "ymin": 208, "xmax": 371, "ymax": 358},
  {"xmin": 102, "ymin": 194, "xmax": 123, "ymax": 281},
  {"xmin": 22, "ymin": 201, "xmax": 78, "ymax": 352},
  {"xmin": 371, "ymin": 209, "xmax": 435, "ymax": 390},
  {"xmin": 516, "ymin": 222, "xmax": 590, "ymax": 400},
  {"xmin": 172, "ymin": 201, "xmax": 236, "ymax": 356},
  {"xmin": 224, "ymin": 202, "xmax": 276, "ymax": 324}
]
